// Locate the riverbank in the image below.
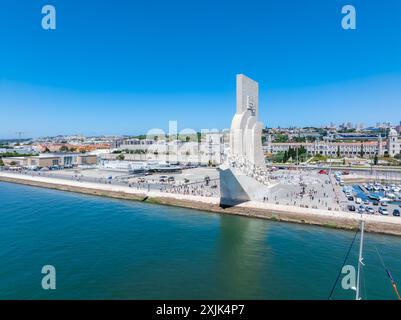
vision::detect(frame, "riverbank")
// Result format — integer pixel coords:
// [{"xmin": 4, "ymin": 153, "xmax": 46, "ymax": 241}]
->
[{"xmin": 1, "ymin": 172, "xmax": 401, "ymax": 236}]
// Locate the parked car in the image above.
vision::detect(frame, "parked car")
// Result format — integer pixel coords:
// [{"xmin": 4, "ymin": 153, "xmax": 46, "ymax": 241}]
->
[
  {"xmin": 372, "ymin": 201, "xmax": 379, "ymax": 206},
  {"xmin": 355, "ymin": 197, "xmax": 362, "ymax": 204},
  {"xmin": 380, "ymin": 201, "xmax": 388, "ymax": 207},
  {"xmin": 393, "ymin": 209, "xmax": 400, "ymax": 217},
  {"xmin": 366, "ymin": 207, "xmax": 375, "ymax": 214},
  {"xmin": 347, "ymin": 195, "xmax": 354, "ymax": 201},
  {"xmin": 348, "ymin": 205, "xmax": 356, "ymax": 212},
  {"xmin": 364, "ymin": 200, "xmax": 370, "ymax": 205},
  {"xmin": 357, "ymin": 205, "xmax": 365, "ymax": 213},
  {"xmin": 378, "ymin": 207, "xmax": 389, "ymax": 215}
]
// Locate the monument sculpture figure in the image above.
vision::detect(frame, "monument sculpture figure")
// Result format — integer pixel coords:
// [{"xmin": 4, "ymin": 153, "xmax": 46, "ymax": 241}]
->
[{"xmin": 219, "ymin": 74, "xmax": 270, "ymax": 206}]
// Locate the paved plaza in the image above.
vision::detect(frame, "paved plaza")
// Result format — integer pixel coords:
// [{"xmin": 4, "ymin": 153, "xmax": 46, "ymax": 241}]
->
[{"xmin": 266, "ymin": 170, "xmax": 342, "ymax": 211}]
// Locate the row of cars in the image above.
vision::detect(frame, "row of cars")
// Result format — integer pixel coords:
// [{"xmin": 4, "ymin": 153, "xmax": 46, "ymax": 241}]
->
[
  {"xmin": 334, "ymin": 172, "xmax": 346, "ymax": 186},
  {"xmin": 344, "ymin": 186, "xmax": 400, "ymax": 216},
  {"xmin": 348, "ymin": 204, "xmax": 400, "ymax": 216}
]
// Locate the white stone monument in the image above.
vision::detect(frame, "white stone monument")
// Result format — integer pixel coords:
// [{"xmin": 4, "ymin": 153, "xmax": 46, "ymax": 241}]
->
[
  {"xmin": 230, "ymin": 74, "xmax": 265, "ymax": 167},
  {"xmin": 219, "ymin": 74, "xmax": 270, "ymax": 207}
]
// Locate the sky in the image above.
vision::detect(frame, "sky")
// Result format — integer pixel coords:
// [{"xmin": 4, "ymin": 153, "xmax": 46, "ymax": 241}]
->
[{"xmin": 0, "ymin": 0, "xmax": 401, "ymax": 138}]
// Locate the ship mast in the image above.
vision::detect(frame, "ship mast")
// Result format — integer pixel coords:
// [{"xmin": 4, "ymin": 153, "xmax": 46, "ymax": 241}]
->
[{"xmin": 355, "ymin": 220, "xmax": 365, "ymax": 300}]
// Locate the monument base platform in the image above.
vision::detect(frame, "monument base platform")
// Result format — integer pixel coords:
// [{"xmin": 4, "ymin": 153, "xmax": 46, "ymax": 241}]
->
[{"xmin": 218, "ymin": 164, "xmax": 271, "ymax": 207}]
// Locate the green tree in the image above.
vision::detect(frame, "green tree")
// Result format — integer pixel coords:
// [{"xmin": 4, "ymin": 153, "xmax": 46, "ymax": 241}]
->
[
  {"xmin": 272, "ymin": 152, "xmax": 285, "ymax": 163},
  {"xmin": 60, "ymin": 145, "xmax": 69, "ymax": 152},
  {"xmin": 275, "ymin": 134, "xmax": 289, "ymax": 143},
  {"xmin": 287, "ymin": 147, "xmax": 298, "ymax": 161},
  {"xmin": 360, "ymin": 143, "xmax": 364, "ymax": 158},
  {"xmin": 297, "ymin": 146, "xmax": 308, "ymax": 162},
  {"xmin": 337, "ymin": 146, "xmax": 340, "ymax": 158},
  {"xmin": 117, "ymin": 154, "xmax": 125, "ymax": 161},
  {"xmin": 0, "ymin": 158, "xmax": 4, "ymax": 167},
  {"xmin": 374, "ymin": 154, "xmax": 378, "ymax": 165},
  {"xmin": 292, "ymin": 137, "xmax": 306, "ymax": 143},
  {"xmin": 283, "ymin": 151, "xmax": 289, "ymax": 163}
]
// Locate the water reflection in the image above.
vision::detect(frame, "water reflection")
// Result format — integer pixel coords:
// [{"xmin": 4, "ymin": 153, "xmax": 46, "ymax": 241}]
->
[{"xmin": 215, "ymin": 215, "xmax": 271, "ymax": 299}]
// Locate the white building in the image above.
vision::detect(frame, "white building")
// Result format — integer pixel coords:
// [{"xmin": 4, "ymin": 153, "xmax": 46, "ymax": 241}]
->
[
  {"xmin": 265, "ymin": 137, "xmax": 385, "ymax": 158},
  {"xmin": 113, "ymin": 133, "xmax": 227, "ymax": 165},
  {"xmin": 388, "ymin": 128, "xmax": 401, "ymax": 157},
  {"xmin": 265, "ymin": 128, "xmax": 401, "ymax": 158}
]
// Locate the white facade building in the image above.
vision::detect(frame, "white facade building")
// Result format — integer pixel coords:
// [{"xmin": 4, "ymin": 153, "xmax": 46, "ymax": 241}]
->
[
  {"xmin": 114, "ymin": 133, "xmax": 227, "ymax": 165},
  {"xmin": 388, "ymin": 128, "xmax": 401, "ymax": 157},
  {"xmin": 265, "ymin": 128, "xmax": 401, "ymax": 158}
]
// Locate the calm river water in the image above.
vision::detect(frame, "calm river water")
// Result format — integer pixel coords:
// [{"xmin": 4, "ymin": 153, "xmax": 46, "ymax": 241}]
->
[{"xmin": 1, "ymin": 182, "xmax": 400, "ymax": 299}]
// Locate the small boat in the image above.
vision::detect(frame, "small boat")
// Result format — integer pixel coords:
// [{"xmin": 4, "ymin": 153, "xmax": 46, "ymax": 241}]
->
[
  {"xmin": 386, "ymin": 193, "xmax": 396, "ymax": 200},
  {"xmin": 368, "ymin": 194, "xmax": 381, "ymax": 201}
]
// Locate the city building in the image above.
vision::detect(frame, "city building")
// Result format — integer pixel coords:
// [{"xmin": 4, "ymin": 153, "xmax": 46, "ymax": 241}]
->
[
  {"xmin": 265, "ymin": 128, "xmax": 401, "ymax": 158},
  {"xmin": 264, "ymin": 139, "xmax": 385, "ymax": 158},
  {"xmin": 113, "ymin": 133, "xmax": 227, "ymax": 165},
  {"xmin": 36, "ymin": 143, "xmax": 110, "ymax": 153},
  {"xmin": 2, "ymin": 153, "xmax": 97, "ymax": 168},
  {"xmin": 388, "ymin": 128, "xmax": 401, "ymax": 157}
]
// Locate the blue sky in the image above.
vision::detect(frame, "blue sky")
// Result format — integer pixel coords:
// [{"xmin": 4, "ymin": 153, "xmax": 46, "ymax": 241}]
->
[{"xmin": 0, "ymin": 0, "xmax": 401, "ymax": 138}]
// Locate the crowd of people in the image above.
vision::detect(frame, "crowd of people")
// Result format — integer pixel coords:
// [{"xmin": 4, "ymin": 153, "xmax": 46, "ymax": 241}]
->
[
  {"xmin": 228, "ymin": 155, "xmax": 271, "ymax": 185},
  {"xmin": 160, "ymin": 180, "xmax": 219, "ymax": 197},
  {"xmin": 265, "ymin": 171, "xmax": 341, "ymax": 211}
]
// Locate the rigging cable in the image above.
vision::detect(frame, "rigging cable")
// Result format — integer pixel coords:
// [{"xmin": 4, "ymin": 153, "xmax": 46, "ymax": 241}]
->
[
  {"xmin": 375, "ymin": 246, "xmax": 401, "ymax": 300},
  {"xmin": 328, "ymin": 229, "xmax": 359, "ymax": 300}
]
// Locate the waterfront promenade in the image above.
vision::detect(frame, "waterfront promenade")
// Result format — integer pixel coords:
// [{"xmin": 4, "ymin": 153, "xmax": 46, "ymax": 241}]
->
[{"xmin": 2, "ymin": 171, "xmax": 401, "ymax": 236}]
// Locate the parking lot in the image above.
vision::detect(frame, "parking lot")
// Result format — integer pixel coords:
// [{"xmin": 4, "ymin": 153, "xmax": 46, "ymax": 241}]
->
[{"xmin": 342, "ymin": 185, "xmax": 401, "ymax": 217}]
